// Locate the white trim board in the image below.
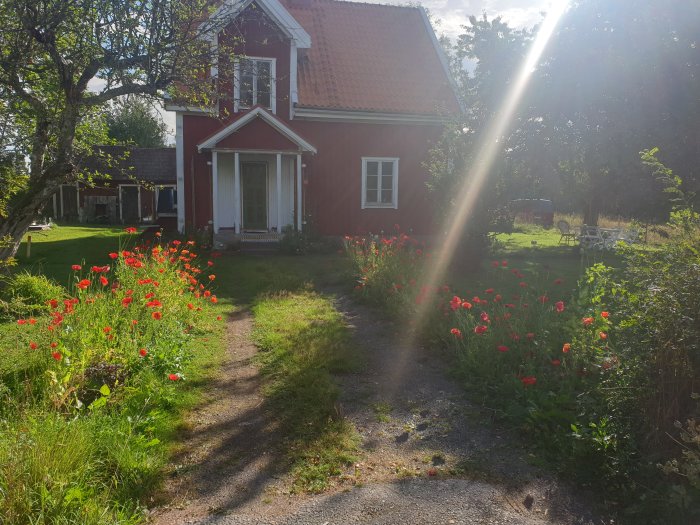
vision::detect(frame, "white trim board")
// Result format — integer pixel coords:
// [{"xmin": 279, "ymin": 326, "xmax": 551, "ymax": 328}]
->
[
  {"xmin": 197, "ymin": 106, "xmax": 317, "ymax": 153},
  {"xmin": 361, "ymin": 157, "xmax": 399, "ymax": 210},
  {"xmin": 293, "ymin": 107, "xmax": 452, "ymax": 124},
  {"xmin": 206, "ymin": 0, "xmax": 310, "ymax": 48}
]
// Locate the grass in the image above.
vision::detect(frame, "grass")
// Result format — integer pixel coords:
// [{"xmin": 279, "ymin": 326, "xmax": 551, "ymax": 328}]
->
[
  {"xmin": 251, "ymin": 290, "xmax": 361, "ymax": 493},
  {"xmin": 0, "ymin": 225, "xmax": 231, "ymax": 524},
  {"xmin": 15, "ymin": 224, "xmax": 126, "ymax": 284}
]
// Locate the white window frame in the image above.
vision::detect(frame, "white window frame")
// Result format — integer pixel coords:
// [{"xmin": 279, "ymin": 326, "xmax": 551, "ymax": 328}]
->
[
  {"xmin": 156, "ymin": 184, "xmax": 178, "ymax": 218},
  {"xmin": 233, "ymin": 57, "xmax": 277, "ymax": 114},
  {"xmin": 361, "ymin": 157, "xmax": 399, "ymax": 209}
]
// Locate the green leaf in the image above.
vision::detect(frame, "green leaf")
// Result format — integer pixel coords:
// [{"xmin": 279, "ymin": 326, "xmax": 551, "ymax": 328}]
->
[{"xmin": 99, "ymin": 384, "xmax": 111, "ymax": 396}]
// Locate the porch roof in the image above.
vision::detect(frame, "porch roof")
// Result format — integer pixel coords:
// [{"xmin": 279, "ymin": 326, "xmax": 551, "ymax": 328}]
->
[{"xmin": 196, "ymin": 106, "xmax": 317, "ymax": 154}]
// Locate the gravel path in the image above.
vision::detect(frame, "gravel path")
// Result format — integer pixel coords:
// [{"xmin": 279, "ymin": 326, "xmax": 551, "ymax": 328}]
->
[{"xmin": 149, "ymin": 294, "xmax": 603, "ymax": 525}]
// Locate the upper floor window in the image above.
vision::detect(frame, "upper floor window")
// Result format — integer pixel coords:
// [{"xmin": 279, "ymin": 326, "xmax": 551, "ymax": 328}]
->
[
  {"xmin": 234, "ymin": 57, "xmax": 276, "ymax": 113},
  {"xmin": 361, "ymin": 157, "xmax": 399, "ymax": 209}
]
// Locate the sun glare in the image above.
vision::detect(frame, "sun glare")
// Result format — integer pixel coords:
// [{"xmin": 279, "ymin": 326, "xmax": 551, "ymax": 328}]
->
[{"xmin": 384, "ymin": 1, "xmax": 570, "ymax": 399}]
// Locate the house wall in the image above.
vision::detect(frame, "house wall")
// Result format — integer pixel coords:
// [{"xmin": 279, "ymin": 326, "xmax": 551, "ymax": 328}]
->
[
  {"xmin": 294, "ymin": 120, "xmax": 443, "ymax": 236},
  {"xmin": 182, "ymin": 113, "xmax": 443, "ymax": 235}
]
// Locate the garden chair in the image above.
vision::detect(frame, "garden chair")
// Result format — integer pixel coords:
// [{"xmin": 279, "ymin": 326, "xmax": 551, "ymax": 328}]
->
[{"xmin": 557, "ymin": 220, "xmax": 578, "ymax": 245}]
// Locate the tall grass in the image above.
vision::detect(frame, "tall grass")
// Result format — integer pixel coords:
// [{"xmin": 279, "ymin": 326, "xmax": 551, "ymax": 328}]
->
[{"xmin": 0, "ymin": 231, "xmax": 221, "ymax": 524}]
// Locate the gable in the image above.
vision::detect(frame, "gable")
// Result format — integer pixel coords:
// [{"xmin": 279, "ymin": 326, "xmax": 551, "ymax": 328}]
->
[{"xmin": 197, "ymin": 106, "xmax": 317, "ymax": 152}]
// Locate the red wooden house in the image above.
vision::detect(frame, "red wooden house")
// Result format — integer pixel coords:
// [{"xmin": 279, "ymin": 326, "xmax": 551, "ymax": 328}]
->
[{"xmin": 167, "ymin": 0, "xmax": 460, "ymax": 245}]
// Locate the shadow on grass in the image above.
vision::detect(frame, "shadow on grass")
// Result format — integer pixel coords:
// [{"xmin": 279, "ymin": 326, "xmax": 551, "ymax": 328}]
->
[
  {"xmin": 16, "ymin": 224, "xmax": 128, "ymax": 285},
  {"xmin": 159, "ymin": 256, "xmax": 360, "ymax": 513}
]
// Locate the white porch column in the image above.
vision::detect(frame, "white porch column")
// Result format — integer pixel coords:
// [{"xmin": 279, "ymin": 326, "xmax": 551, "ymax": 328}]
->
[
  {"xmin": 276, "ymin": 153, "xmax": 282, "ymax": 233},
  {"xmin": 234, "ymin": 152, "xmax": 241, "ymax": 234},
  {"xmin": 212, "ymin": 151, "xmax": 219, "ymax": 233},
  {"xmin": 296, "ymin": 154, "xmax": 302, "ymax": 231}
]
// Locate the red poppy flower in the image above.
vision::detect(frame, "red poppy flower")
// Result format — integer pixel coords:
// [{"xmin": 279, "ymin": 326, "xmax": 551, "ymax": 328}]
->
[
  {"xmin": 144, "ymin": 292, "xmax": 155, "ymax": 299},
  {"xmin": 538, "ymin": 295, "xmax": 549, "ymax": 304},
  {"xmin": 519, "ymin": 282, "xmax": 527, "ymax": 288},
  {"xmin": 172, "ymin": 240, "xmax": 181, "ymax": 246},
  {"xmin": 492, "ymin": 260, "xmax": 500, "ymax": 267},
  {"xmin": 122, "ymin": 297, "xmax": 133, "ymax": 307},
  {"xmin": 582, "ymin": 317, "xmax": 594, "ymax": 326},
  {"xmin": 474, "ymin": 325, "xmax": 488, "ymax": 335},
  {"xmin": 480, "ymin": 312, "xmax": 490, "ymax": 323},
  {"xmin": 132, "ymin": 319, "xmax": 138, "ymax": 325},
  {"xmin": 52, "ymin": 352, "xmax": 62, "ymax": 361},
  {"xmin": 450, "ymin": 328, "xmax": 462, "ymax": 338},
  {"xmin": 562, "ymin": 343, "xmax": 571, "ymax": 353},
  {"xmin": 50, "ymin": 342, "xmax": 58, "ymax": 348},
  {"xmin": 494, "ymin": 294, "xmax": 502, "ymax": 302},
  {"xmin": 108, "ymin": 252, "xmax": 119, "ymax": 259},
  {"xmin": 17, "ymin": 319, "xmax": 27, "ymax": 325},
  {"xmin": 71, "ymin": 264, "xmax": 82, "ymax": 271},
  {"xmin": 124, "ymin": 227, "xmax": 137, "ymax": 234},
  {"xmin": 168, "ymin": 373, "xmax": 180, "ymax": 381},
  {"xmin": 103, "ymin": 326, "xmax": 112, "ymax": 334},
  {"xmin": 511, "ymin": 333, "xmax": 521, "ymax": 341},
  {"xmin": 449, "ymin": 295, "xmax": 462, "ymax": 310},
  {"xmin": 521, "ymin": 376, "xmax": 537, "ymax": 386},
  {"xmin": 77, "ymin": 279, "xmax": 91, "ymax": 290},
  {"xmin": 555, "ymin": 301, "xmax": 565, "ymax": 313},
  {"xmin": 599, "ymin": 332, "xmax": 608, "ymax": 340},
  {"xmin": 553, "ymin": 278, "xmax": 563, "ymax": 285},
  {"xmin": 485, "ymin": 288, "xmax": 494, "ymax": 294},
  {"xmin": 462, "ymin": 301, "xmax": 472, "ymax": 310},
  {"xmin": 146, "ymin": 299, "xmax": 162, "ymax": 308},
  {"xmin": 601, "ymin": 311, "xmax": 610, "ymax": 319},
  {"xmin": 497, "ymin": 345, "xmax": 509, "ymax": 352},
  {"xmin": 152, "ymin": 311, "xmax": 162, "ymax": 320},
  {"xmin": 526, "ymin": 332, "xmax": 535, "ymax": 340},
  {"xmin": 217, "ymin": 316, "xmax": 223, "ymax": 321},
  {"xmin": 207, "ymin": 261, "xmax": 214, "ymax": 267},
  {"xmin": 501, "ymin": 260, "xmax": 508, "ymax": 267},
  {"xmin": 208, "ymin": 274, "xmax": 216, "ymax": 281},
  {"xmin": 139, "ymin": 348, "xmax": 148, "ymax": 357},
  {"xmin": 99, "ymin": 276, "xmax": 108, "ymax": 286},
  {"xmin": 48, "ymin": 299, "xmax": 59, "ymax": 309},
  {"xmin": 551, "ymin": 359, "xmax": 561, "ymax": 366},
  {"xmin": 29, "ymin": 341, "xmax": 38, "ymax": 349},
  {"xmin": 187, "ymin": 303, "xmax": 194, "ymax": 310}
]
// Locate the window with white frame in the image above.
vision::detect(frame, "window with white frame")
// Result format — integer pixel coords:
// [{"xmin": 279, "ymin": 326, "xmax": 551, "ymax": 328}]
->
[
  {"xmin": 234, "ymin": 58, "xmax": 276, "ymax": 112},
  {"xmin": 156, "ymin": 185, "xmax": 177, "ymax": 217},
  {"xmin": 361, "ymin": 157, "xmax": 399, "ymax": 209}
]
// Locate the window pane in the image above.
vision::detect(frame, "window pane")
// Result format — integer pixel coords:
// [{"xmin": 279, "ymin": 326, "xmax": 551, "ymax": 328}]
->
[
  {"xmin": 257, "ymin": 61, "xmax": 271, "ymax": 108},
  {"xmin": 381, "ymin": 161, "xmax": 394, "ymax": 176},
  {"xmin": 381, "ymin": 189, "xmax": 393, "ymax": 204},
  {"xmin": 366, "ymin": 175, "xmax": 378, "ymax": 190},
  {"xmin": 241, "ymin": 73, "xmax": 254, "ymax": 107},
  {"xmin": 381, "ymin": 175, "xmax": 393, "ymax": 191},
  {"xmin": 157, "ymin": 188, "xmax": 176, "ymax": 214},
  {"xmin": 366, "ymin": 189, "xmax": 378, "ymax": 203},
  {"xmin": 366, "ymin": 161, "xmax": 378, "ymax": 176}
]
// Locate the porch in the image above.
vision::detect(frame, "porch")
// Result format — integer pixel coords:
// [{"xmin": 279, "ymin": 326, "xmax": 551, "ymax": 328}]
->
[{"xmin": 211, "ymin": 151, "xmax": 303, "ymax": 247}]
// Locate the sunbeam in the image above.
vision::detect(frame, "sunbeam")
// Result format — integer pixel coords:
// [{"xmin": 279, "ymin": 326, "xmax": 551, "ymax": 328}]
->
[{"xmin": 384, "ymin": 1, "xmax": 570, "ymax": 400}]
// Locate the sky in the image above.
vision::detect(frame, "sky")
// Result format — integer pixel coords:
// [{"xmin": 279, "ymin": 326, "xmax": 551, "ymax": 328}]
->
[{"xmin": 158, "ymin": 0, "xmax": 554, "ymax": 140}]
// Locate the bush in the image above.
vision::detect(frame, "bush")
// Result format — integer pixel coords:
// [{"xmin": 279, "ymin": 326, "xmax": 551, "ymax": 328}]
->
[{"xmin": 0, "ymin": 272, "xmax": 66, "ymax": 318}]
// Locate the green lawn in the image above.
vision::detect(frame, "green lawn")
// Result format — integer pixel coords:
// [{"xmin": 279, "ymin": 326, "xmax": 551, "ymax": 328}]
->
[{"xmin": 16, "ymin": 224, "xmax": 126, "ymax": 285}]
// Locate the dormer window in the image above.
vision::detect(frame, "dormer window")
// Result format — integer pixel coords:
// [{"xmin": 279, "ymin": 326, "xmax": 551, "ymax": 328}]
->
[{"xmin": 234, "ymin": 57, "xmax": 276, "ymax": 113}]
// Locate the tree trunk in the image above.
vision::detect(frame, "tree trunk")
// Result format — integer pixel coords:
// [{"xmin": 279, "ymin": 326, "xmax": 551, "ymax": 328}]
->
[{"xmin": 0, "ymin": 179, "xmax": 61, "ymax": 260}]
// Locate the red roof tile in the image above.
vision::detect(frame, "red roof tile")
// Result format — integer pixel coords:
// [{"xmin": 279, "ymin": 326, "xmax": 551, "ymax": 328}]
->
[{"xmin": 282, "ymin": 0, "xmax": 461, "ymax": 115}]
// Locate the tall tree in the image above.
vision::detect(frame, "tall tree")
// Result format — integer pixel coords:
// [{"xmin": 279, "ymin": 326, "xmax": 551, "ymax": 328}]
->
[
  {"xmin": 106, "ymin": 97, "xmax": 168, "ymax": 148},
  {"xmin": 0, "ymin": 0, "xmax": 227, "ymax": 260}
]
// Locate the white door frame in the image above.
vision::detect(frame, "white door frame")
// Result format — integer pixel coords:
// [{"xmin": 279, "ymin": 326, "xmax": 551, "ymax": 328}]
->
[{"xmin": 119, "ymin": 184, "xmax": 142, "ymax": 222}]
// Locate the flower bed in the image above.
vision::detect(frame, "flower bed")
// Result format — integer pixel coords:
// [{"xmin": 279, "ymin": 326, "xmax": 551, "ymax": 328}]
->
[{"xmin": 0, "ymin": 230, "xmax": 222, "ymax": 524}]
